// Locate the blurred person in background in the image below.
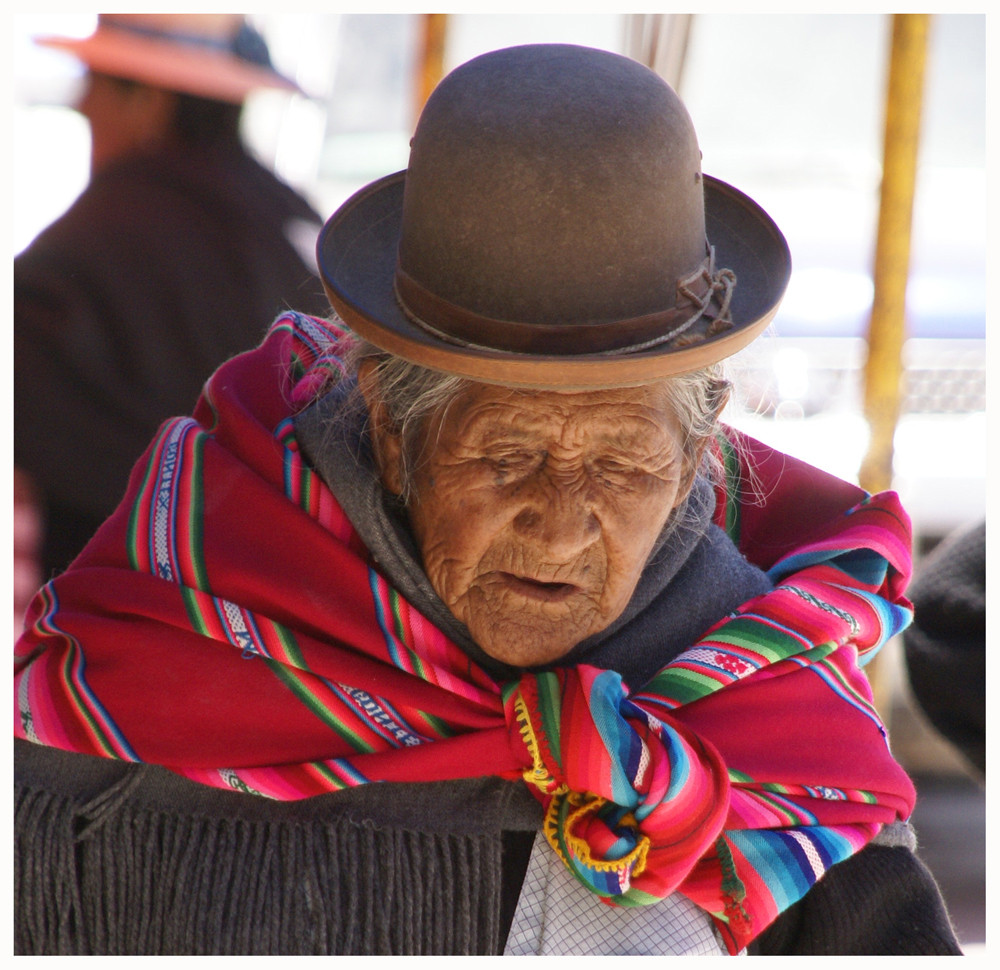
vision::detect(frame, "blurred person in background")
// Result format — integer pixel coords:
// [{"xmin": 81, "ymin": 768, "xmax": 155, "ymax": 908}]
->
[
  {"xmin": 903, "ymin": 519, "xmax": 986, "ymax": 779},
  {"xmin": 13, "ymin": 14, "xmax": 329, "ymax": 601}
]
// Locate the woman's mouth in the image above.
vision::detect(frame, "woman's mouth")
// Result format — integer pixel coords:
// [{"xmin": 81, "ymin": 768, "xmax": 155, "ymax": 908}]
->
[{"xmin": 495, "ymin": 572, "xmax": 580, "ymax": 603}]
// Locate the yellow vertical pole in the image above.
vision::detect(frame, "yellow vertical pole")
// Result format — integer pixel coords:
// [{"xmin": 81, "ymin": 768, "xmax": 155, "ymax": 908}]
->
[
  {"xmin": 415, "ymin": 14, "xmax": 448, "ymax": 123},
  {"xmin": 860, "ymin": 14, "xmax": 930, "ymax": 724},
  {"xmin": 859, "ymin": 14, "xmax": 930, "ymax": 495}
]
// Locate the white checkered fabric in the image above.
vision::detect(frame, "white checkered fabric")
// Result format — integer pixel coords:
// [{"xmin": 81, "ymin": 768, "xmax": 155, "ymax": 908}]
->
[{"xmin": 504, "ymin": 834, "xmax": 739, "ymax": 955}]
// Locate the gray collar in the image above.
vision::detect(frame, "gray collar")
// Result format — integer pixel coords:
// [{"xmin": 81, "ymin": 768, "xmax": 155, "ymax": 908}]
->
[{"xmin": 293, "ymin": 380, "xmax": 757, "ymax": 684}]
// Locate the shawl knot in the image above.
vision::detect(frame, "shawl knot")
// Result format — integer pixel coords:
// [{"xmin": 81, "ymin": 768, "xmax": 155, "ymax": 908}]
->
[{"xmin": 503, "ymin": 666, "xmax": 730, "ymax": 903}]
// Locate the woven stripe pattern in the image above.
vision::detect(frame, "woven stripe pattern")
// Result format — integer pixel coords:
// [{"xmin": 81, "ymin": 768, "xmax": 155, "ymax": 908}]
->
[{"xmin": 14, "ymin": 312, "xmax": 916, "ymax": 953}]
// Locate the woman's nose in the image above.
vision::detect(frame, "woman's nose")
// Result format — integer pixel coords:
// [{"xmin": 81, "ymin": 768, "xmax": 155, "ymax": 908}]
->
[{"xmin": 512, "ymin": 472, "xmax": 600, "ymax": 560}]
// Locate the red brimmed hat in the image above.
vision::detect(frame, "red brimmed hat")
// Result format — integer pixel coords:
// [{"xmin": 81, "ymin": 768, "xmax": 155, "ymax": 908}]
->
[{"xmin": 35, "ymin": 14, "xmax": 300, "ymax": 104}]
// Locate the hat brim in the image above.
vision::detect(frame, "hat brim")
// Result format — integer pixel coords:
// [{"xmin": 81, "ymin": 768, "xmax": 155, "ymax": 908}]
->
[
  {"xmin": 318, "ymin": 171, "xmax": 790, "ymax": 389},
  {"xmin": 36, "ymin": 30, "xmax": 299, "ymax": 104}
]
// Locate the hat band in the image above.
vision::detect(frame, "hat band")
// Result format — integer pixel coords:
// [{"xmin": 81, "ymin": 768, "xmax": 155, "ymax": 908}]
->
[
  {"xmin": 393, "ymin": 245, "xmax": 736, "ymax": 356},
  {"xmin": 98, "ymin": 16, "xmax": 275, "ymax": 70},
  {"xmin": 101, "ymin": 18, "xmax": 231, "ymax": 53}
]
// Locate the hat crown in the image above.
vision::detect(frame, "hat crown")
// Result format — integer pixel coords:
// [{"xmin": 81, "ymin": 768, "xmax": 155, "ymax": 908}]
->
[{"xmin": 399, "ymin": 44, "xmax": 707, "ymax": 328}]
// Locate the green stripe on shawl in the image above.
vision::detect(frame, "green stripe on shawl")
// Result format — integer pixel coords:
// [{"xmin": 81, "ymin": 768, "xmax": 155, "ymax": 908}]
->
[
  {"xmin": 57, "ymin": 646, "xmax": 121, "ymax": 757},
  {"xmin": 125, "ymin": 435, "xmax": 162, "ymax": 573},
  {"xmin": 536, "ymin": 673, "xmax": 565, "ymax": 771},
  {"xmin": 266, "ymin": 659, "xmax": 378, "ymax": 753}
]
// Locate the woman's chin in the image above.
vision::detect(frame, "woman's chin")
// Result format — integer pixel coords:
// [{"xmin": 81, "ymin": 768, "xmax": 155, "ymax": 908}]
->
[{"xmin": 469, "ymin": 614, "xmax": 598, "ymax": 669}]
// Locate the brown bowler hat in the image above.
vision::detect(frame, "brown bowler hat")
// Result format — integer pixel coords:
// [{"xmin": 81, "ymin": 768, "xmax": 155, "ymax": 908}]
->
[
  {"xmin": 35, "ymin": 14, "xmax": 300, "ymax": 104},
  {"xmin": 318, "ymin": 44, "xmax": 790, "ymax": 388}
]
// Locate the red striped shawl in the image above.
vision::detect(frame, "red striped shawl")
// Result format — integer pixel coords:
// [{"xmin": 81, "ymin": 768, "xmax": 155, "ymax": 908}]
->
[{"xmin": 14, "ymin": 312, "xmax": 916, "ymax": 952}]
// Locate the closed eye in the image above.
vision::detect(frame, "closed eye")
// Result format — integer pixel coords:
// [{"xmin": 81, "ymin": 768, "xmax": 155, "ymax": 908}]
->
[
  {"xmin": 591, "ymin": 458, "xmax": 640, "ymax": 477},
  {"xmin": 481, "ymin": 451, "xmax": 543, "ymax": 476}
]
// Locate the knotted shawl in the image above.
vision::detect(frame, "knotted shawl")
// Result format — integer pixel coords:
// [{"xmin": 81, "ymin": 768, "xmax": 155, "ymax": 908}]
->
[{"xmin": 14, "ymin": 312, "xmax": 916, "ymax": 954}]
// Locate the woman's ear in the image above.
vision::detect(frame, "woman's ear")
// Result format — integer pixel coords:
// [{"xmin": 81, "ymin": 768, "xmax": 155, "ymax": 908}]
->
[
  {"xmin": 357, "ymin": 359, "xmax": 404, "ymax": 496},
  {"xmin": 680, "ymin": 382, "xmax": 731, "ymax": 501},
  {"xmin": 681, "ymin": 437, "xmax": 710, "ymax": 500}
]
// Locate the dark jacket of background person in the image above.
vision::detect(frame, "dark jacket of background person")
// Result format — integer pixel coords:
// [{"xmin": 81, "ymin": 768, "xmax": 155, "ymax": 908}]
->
[
  {"xmin": 903, "ymin": 519, "xmax": 986, "ymax": 777},
  {"xmin": 14, "ymin": 14, "xmax": 332, "ymax": 589},
  {"xmin": 15, "ymin": 141, "xmax": 329, "ymax": 580}
]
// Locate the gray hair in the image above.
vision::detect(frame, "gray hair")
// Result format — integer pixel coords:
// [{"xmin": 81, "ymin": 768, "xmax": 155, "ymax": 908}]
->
[{"xmin": 339, "ymin": 337, "xmax": 731, "ymax": 505}]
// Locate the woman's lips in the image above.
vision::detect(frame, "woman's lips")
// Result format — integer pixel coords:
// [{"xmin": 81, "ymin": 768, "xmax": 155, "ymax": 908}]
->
[{"xmin": 494, "ymin": 572, "xmax": 580, "ymax": 603}]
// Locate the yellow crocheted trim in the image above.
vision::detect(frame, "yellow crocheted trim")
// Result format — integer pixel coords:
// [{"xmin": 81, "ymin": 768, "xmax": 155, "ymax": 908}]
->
[
  {"xmin": 547, "ymin": 790, "xmax": 652, "ymax": 877},
  {"xmin": 512, "ymin": 688, "xmax": 650, "ymax": 886},
  {"xmin": 512, "ymin": 690, "xmax": 563, "ymax": 795}
]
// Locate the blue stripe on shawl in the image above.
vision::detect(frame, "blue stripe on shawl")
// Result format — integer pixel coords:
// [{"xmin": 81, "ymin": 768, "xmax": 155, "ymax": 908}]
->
[{"xmin": 726, "ymin": 827, "xmax": 856, "ymax": 912}]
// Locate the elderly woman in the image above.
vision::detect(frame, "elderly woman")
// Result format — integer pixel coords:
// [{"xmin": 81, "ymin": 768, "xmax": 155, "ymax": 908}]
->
[{"xmin": 14, "ymin": 45, "xmax": 959, "ymax": 956}]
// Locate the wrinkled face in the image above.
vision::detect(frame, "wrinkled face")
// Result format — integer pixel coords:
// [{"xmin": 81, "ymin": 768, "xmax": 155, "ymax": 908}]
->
[{"xmin": 374, "ymin": 381, "xmax": 694, "ymax": 668}]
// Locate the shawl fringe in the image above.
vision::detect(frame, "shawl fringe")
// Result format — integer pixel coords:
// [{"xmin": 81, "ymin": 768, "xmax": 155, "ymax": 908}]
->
[{"xmin": 14, "ymin": 777, "xmax": 505, "ymax": 955}]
